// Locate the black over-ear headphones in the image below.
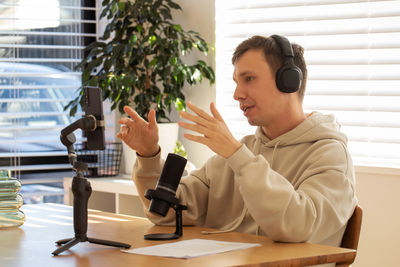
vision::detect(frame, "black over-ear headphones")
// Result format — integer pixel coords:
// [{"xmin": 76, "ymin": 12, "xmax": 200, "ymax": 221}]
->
[{"xmin": 270, "ymin": 35, "xmax": 303, "ymax": 93}]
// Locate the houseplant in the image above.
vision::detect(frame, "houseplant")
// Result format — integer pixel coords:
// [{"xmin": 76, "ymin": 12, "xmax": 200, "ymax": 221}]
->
[
  {"xmin": 64, "ymin": 0, "xmax": 214, "ymax": 173},
  {"xmin": 65, "ymin": 0, "xmax": 215, "ymax": 123}
]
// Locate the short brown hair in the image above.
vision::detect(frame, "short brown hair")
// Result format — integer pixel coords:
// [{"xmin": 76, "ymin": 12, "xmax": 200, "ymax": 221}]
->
[{"xmin": 232, "ymin": 35, "xmax": 307, "ymax": 102}]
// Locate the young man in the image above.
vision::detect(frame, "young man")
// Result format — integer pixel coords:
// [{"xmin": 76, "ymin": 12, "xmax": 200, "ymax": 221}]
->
[{"xmin": 117, "ymin": 35, "xmax": 358, "ymax": 247}]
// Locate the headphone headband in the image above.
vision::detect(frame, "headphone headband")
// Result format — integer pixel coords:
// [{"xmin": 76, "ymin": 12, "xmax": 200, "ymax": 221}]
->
[{"xmin": 270, "ymin": 34, "xmax": 294, "ymax": 58}]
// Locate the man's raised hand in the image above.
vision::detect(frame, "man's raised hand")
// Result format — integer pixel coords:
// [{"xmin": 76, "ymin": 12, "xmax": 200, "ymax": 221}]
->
[
  {"xmin": 178, "ymin": 101, "xmax": 241, "ymax": 158},
  {"xmin": 116, "ymin": 106, "xmax": 160, "ymax": 157}
]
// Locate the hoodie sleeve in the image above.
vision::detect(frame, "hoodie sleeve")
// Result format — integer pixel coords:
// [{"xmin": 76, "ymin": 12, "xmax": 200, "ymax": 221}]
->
[
  {"xmin": 227, "ymin": 142, "xmax": 357, "ymax": 243},
  {"xmin": 131, "ymin": 151, "xmax": 172, "ymax": 224}
]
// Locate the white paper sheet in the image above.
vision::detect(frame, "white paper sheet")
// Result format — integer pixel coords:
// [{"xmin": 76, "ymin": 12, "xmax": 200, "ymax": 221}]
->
[{"xmin": 122, "ymin": 238, "xmax": 261, "ymax": 259}]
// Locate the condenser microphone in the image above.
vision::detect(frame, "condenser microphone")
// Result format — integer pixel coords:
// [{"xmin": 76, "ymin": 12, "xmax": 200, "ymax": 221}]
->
[
  {"xmin": 82, "ymin": 87, "xmax": 105, "ymax": 150},
  {"xmin": 148, "ymin": 153, "xmax": 187, "ymax": 217}
]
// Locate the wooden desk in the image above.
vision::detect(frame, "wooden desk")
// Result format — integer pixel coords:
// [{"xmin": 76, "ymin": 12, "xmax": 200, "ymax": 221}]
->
[{"xmin": 0, "ymin": 204, "xmax": 356, "ymax": 267}]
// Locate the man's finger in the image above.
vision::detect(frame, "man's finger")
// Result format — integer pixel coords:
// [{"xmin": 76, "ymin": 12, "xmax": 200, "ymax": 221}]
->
[
  {"xmin": 120, "ymin": 125, "xmax": 129, "ymax": 134},
  {"xmin": 210, "ymin": 102, "xmax": 224, "ymax": 121},
  {"xmin": 116, "ymin": 124, "xmax": 129, "ymax": 138},
  {"xmin": 123, "ymin": 106, "xmax": 144, "ymax": 122},
  {"xmin": 187, "ymin": 101, "xmax": 213, "ymax": 120},
  {"xmin": 179, "ymin": 121, "xmax": 210, "ymax": 136},
  {"xmin": 183, "ymin": 133, "xmax": 208, "ymax": 146},
  {"xmin": 147, "ymin": 109, "xmax": 157, "ymax": 127},
  {"xmin": 118, "ymin": 117, "xmax": 133, "ymax": 125},
  {"xmin": 180, "ymin": 110, "xmax": 209, "ymax": 127}
]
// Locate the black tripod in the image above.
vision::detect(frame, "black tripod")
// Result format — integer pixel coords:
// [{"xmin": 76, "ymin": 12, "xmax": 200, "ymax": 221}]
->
[
  {"xmin": 52, "ymin": 162, "xmax": 130, "ymax": 255},
  {"xmin": 52, "ymin": 116, "xmax": 130, "ymax": 255}
]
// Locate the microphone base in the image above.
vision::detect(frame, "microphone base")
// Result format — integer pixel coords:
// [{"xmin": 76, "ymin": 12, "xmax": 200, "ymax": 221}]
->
[
  {"xmin": 144, "ymin": 233, "xmax": 180, "ymax": 240},
  {"xmin": 144, "ymin": 202, "xmax": 187, "ymax": 241}
]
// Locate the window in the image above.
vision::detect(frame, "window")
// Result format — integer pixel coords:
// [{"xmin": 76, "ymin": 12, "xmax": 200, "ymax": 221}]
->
[
  {"xmin": 215, "ymin": 0, "xmax": 400, "ymax": 168},
  {"xmin": 0, "ymin": 0, "xmax": 98, "ymax": 202}
]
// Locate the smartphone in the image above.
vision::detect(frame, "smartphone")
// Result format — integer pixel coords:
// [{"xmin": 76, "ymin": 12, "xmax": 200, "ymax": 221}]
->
[{"xmin": 82, "ymin": 87, "xmax": 105, "ymax": 150}]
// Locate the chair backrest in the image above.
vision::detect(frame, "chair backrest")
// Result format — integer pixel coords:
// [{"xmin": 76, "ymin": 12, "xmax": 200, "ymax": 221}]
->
[
  {"xmin": 336, "ymin": 205, "xmax": 363, "ymax": 267},
  {"xmin": 341, "ymin": 205, "xmax": 363, "ymax": 250}
]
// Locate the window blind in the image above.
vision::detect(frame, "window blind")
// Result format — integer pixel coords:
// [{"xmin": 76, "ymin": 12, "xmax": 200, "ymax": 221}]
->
[
  {"xmin": 0, "ymin": 0, "xmax": 98, "ymax": 179},
  {"xmin": 215, "ymin": 0, "xmax": 400, "ymax": 168}
]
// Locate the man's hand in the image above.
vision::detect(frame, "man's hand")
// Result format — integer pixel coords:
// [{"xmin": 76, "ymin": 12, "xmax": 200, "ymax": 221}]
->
[
  {"xmin": 116, "ymin": 106, "xmax": 159, "ymax": 157},
  {"xmin": 179, "ymin": 101, "xmax": 242, "ymax": 158}
]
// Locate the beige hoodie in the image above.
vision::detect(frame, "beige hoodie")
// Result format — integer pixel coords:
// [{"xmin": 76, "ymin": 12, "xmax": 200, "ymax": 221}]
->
[{"xmin": 132, "ymin": 112, "xmax": 358, "ymax": 247}]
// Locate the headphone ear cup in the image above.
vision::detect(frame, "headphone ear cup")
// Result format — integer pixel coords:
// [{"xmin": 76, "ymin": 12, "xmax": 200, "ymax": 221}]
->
[{"xmin": 275, "ymin": 65, "xmax": 302, "ymax": 93}]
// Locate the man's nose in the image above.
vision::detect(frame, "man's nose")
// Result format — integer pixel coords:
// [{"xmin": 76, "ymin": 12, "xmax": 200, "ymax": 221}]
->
[{"xmin": 233, "ymin": 84, "xmax": 245, "ymax": 101}]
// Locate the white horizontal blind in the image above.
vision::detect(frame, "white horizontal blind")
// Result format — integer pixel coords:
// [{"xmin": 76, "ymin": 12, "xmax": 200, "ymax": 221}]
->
[
  {"xmin": 0, "ymin": 0, "xmax": 97, "ymax": 177},
  {"xmin": 215, "ymin": 0, "xmax": 400, "ymax": 168}
]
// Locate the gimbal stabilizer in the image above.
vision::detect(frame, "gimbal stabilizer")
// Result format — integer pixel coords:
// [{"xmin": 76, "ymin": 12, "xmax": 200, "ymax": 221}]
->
[{"xmin": 52, "ymin": 116, "xmax": 130, "ymax": 256}]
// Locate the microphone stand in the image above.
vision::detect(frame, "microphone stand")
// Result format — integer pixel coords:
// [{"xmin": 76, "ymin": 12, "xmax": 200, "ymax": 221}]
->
[
  {"xmin": 144, "ymin": 189, "xmax": 187, "ymax": 240},
  {"xmin": 52, "ymin": 116, "xmax": 130, "ymax": 256}
]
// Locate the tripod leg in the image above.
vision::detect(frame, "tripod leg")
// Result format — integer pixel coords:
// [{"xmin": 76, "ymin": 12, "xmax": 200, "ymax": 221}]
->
[
  {"xmin": 52, "ymin": 238, "xmax": 81, "ymax": 256},
  {"xmin": 55, "ymin": 237, "xmax": 73, "ymax": 246},
  {"xmin": 87, "ymin": 237, "xmax": 131, "ymax": 249}
]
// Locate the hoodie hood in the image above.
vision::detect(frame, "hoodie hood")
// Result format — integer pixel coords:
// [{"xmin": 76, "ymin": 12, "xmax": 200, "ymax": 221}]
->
[{"xmin": 255, "ymin": 112, "xmax": 348, "ymax": 147}]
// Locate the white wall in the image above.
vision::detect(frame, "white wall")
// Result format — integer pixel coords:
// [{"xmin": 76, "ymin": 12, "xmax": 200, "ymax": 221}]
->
[
  {"xmin": 353, "ymin": 167, "xmax": 400, "ymax": 267},
  {"xmin": 173, "ymin": 0, "xmax": 216, "ymax": 167}
]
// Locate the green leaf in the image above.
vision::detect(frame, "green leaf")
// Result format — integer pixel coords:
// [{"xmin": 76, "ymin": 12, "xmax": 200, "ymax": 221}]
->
[
  {"xmin": 196, "ymin": 40, "xmax": 208, "ymax": 53},
  {"xmin": 85, "ymin": 41, "xmax": 106, "ymax": 51},
  {"xmin": 156, "ymin": 94, "xmax": 162, "ymax": 109},
  {"xmin": 111, "ymin": 2, "xmax": 118, "ymax": 14},
  {"xmin": 87, "ymin": 48, "xmax": 103, "ymax": 60},
  {"xmin": 160, "ymin": 7, "xmax": 172, "ymax": 20},
  {"xmin": 192, "ymin": 68, "xmax": 201, "ymax": 82},
  {"xmin": 102, "ymin": 29, "xmax": 111, "ymax": 41},
  {"xmin": 173, "ymin": 24, "xmax": 182, "ymax": 32},
  {"xmin": 170, "ymin": 57, "xmax": 177, "ymax": 65},
  {"xmin": 198, "ymin": 65, "xmax": 214, "ymax": 84},
  {"xmin": 130, "ymin": 34, "xmax": 138, "ymax": 44},
  {"xmin": 100, "ymin": 6, "xmax": 109, "ymax": 19},
  {"xmin": 174, "ymin": 98, "xmax": 185, "ymax": 112},
  {"xmin": 174, "ymin": 140, "xmax": 187, "ymax": 158},
  {"xmin": 70, "ymin": 105, "xmax": 78, "ymax": 117},
  {"xmin": 82, "ymin": 68, "xmax": 91, "ymax": 83},
  {"xmin": 149, "ymin": 58, "xmax": 158, "ymax": 67},
  {"xmin": 149, "ymin": 35, "xmax": 156, "ymax": 45},
  {"xmin": 167, "ymin": 1, "xmax": 182, "ymax": 10},
  {"xmin": 197, "ymin": 60, "xmax": 207, "ymax": 67},
  {"xmin": 104, "ymin": 59, "xmax": 112, "ymax": 71},
  {"xmin": 117, "ymin": 2, "xmax": 125, "ymax": 12}
]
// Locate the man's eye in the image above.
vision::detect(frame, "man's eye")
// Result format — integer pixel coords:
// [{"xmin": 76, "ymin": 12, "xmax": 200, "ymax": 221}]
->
[{"xmin": 245, "ymin": 76, "xmax": 254, "ymax": 82}]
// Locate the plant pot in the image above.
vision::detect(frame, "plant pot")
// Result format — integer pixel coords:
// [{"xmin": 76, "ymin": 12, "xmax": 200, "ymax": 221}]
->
[{"xmin": 122, "ymin": 123, "xmax": 179, "ymax": 174}]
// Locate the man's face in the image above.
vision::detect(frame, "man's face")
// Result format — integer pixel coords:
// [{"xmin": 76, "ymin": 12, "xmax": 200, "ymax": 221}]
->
[{"xmin": 233, "ymin": 49, "xmax": 285, "ymax": 127}]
